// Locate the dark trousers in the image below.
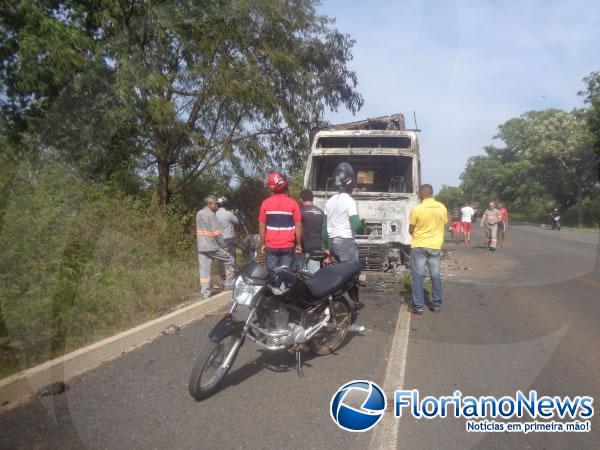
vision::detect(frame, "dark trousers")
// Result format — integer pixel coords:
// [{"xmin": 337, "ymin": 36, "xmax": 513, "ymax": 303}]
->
[{"xmin": 220, "ymin": 238, "xmax": 236, "ymax": 279}]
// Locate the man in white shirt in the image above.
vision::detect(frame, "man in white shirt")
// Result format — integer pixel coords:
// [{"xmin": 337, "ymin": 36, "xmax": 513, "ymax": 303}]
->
[
  {"xmin": 324, "ymin": 162, "xmax": 364, "ymax": 264},
  {"xmin": 460, "ymin": 201, "xmax": 476, "ymax": 244}
]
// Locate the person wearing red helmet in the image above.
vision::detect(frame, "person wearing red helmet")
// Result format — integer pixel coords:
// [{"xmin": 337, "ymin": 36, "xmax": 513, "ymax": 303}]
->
[{"xmin": 258, "ymin": 172, "xmax": 303, "ymax": 271}]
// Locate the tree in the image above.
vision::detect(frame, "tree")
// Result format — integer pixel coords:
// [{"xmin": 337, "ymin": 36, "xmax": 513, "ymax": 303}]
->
[
  {"xmin": 436, "ymin": 185, "xmax": 464, "ymax": 210},
  {"xmin": 0, "ymin": 1, "xmax": 143, "ymax": 189},
  {"xmin": 460, "ymin": 109, "xmax": 596, "ymax": 226},
  {"xmin": 497, "ymin": 110, "xmax": 595, "ymax": 226},
  {"xmin": 578, "ymin": 71, "xmax": 600, "ymax": 186},
  {"xmin": 108, "ymin": 0, "xmax": 362, "ymax": 205},
  {"xmin": 1, "ymin": 1, "xmax": 363, "ymax": 206},
  {"xmin": 0, "ymin": 1, "xmax": 100, "ymax": 138}
]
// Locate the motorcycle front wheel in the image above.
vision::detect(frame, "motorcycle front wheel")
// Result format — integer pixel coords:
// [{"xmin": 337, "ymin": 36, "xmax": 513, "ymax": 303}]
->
[
  {"xmin": 188, "ymin": 335, "xmax": 241, "ymax": 400},
  {"xmin": 310, "ymin": 298, "xmax": 351, "ymax": 356}
]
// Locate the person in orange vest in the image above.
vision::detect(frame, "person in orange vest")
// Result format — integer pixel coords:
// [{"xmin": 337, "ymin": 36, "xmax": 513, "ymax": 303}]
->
[
  {"xmin": 196, "ymin": 195, "xmax": 234, "ymax": 299},
  {"xmin": 480, "ymin": 201, "xmax": 501, "ymax": 251}
]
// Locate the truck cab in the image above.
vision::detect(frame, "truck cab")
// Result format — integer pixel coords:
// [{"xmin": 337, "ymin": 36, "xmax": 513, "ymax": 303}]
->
[{"xmin": 303, "ymin": 114, "xmax": 420, "ymax": 271}]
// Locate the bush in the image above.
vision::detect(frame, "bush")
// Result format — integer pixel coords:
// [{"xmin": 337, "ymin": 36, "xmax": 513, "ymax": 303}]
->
[
  {"xmin": 394, "ymin": 271, "xmax": 432, "ymax": 297},
  {"xmin": 0, "ymin": 162, "xmax": 198, "ymax": 377},
  {"xmin": 562, "ymin": 195, "xmax": 600, "ymax": 227}
]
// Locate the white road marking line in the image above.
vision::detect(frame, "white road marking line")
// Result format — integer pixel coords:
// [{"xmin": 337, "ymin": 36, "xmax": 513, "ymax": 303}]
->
[{"xmin": 370, "ymin": 303, "xmax": 412, "ymax": 450}]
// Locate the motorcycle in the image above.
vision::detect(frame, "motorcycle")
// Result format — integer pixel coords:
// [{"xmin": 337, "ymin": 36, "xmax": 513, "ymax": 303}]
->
[
  {"xmin": 548, "ymin": 213, "xmax": 561, "ymax": 230},
  {"xmin": 232, "ymin": 212, "xmax": 261, "ymax": 267},
  {"xmin": 188, "ymin": 251, "xmax": 361, "ymax": 400}
]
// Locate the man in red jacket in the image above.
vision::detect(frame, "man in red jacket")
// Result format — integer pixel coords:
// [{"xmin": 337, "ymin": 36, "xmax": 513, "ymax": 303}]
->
[{"xmin": 259, "ymin": 172, "xmax": 303, "ymax": 271}]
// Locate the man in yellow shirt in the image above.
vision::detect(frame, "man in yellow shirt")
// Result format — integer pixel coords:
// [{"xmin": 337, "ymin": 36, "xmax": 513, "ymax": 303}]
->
[{"xmin": 408, "ymin": 184, "xmax": 448, "ymax": 314}]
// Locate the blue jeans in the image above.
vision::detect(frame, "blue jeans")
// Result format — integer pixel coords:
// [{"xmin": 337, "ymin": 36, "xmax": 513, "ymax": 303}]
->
[
  {"xmin": 410, "ymin": 247, "xmax": 443, "ymax": 310},
  {"xmin": 265, "ymin": 247, "xmax": 295, "ymax": 271},
  {"xmin": 330, "ymin": 238, "xmax": 359, "ymax": 264}
]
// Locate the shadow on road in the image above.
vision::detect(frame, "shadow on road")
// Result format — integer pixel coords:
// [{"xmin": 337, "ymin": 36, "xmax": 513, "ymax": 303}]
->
[{"xmin": 210, "ymin": 331, "xmax": 367, "ymax": 397}]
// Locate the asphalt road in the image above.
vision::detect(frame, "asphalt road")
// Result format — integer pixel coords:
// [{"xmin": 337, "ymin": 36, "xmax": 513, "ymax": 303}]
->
[
  {"xmin": 397, "ymin": 224, "xmax": 599, "ymax": 449},
  {"xmin": 0, "ymin": 224, "xmax": 598, "ymax": 449}
]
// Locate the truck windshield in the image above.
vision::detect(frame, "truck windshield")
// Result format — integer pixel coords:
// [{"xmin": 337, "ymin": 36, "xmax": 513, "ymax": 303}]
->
[
  {"xmin": 316, "ymin": 136, "xmax": 411, "ymax": 149},
  {"xmin": 310, "ymin": 155, "xmax": 413, "ymax": 193}
]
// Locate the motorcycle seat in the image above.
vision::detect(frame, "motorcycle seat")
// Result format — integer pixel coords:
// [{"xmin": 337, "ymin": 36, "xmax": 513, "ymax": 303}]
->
[{"xmin": 305, "ymin": 262, "xmax": 361, "ymax": 299}]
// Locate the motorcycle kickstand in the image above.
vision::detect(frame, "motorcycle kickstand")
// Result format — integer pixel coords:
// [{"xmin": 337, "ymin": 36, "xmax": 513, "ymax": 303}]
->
[{"xmin": 294, "ymin": 346, "xmax": 304, "ymax": 377}]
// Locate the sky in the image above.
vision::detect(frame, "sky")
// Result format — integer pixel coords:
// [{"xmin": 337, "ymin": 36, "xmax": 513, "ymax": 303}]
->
[{"xmin": 317, "ymin": 0, "xmax": 600, "ymax": 190}]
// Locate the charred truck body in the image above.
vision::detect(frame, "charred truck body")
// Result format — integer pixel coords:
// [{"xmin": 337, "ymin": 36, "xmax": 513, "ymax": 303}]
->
[{"xmin": 304, "ymin": 114, "xmax": 420, "ymax": 271}]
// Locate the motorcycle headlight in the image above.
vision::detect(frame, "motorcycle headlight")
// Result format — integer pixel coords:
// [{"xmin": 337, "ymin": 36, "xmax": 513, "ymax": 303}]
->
[{"xmin": 233, "ymin": 276, "xmax": 263, "ymax": 307}]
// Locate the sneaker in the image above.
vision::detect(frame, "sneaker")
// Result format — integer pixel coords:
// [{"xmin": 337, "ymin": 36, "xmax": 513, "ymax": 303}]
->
[
  {"xmin": 348, "ymin": 324, "xmax": 366, "ymax": 332},
  {"xmin": 430, "ymin": 306, "xmax": 441, "ymax": 313},
  {"xmin": 408, "ymin": 307, "xmax": 424, "ymax": 315}
]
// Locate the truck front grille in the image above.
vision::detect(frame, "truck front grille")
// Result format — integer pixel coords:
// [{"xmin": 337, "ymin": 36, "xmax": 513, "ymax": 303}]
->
[{"xmin": 357, "ymin": 244, "xmax": 388, "ymax": 271}]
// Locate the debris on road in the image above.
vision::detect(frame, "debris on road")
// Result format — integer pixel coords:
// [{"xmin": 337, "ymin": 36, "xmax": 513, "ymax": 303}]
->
[
  {"xmin": 161, "ymin": 325, "xmax": 181, "ymax": 336},
  {"xmin": 37, "ymin": 381, "xmax": 68, "ymax": 397}
]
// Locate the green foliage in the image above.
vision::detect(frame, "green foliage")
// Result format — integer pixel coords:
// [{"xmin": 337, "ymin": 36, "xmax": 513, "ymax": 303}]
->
[
  {"xmin": 0, "ymin": 0, "xmax": 97, "ymax": 131},
  {"xmin": 287, "ymin": 167, "xmax": 307, "ymax": 202},
  {"xmin": 227, "ymin": 177, "xmax": 270, "ymax": 233},
  {"xmin": 578, "ymin": 71, "xmax": 600, "ymax": 157},
  {"xmin": 0, "ymin": 1, "xmax": 365, "ymax": 374},
  {"xmin": 394, "ymin": 271, "xmax": 432, "ymax": 297},
  {"xmin": 2, "ymin": 0, "xmax": 363, "ymax": 205},
  {"xmin": 0, "ymin": 162, "xmax": 198, "ymax": 375},
  {"xmin": 436, "ymin": 185, "xmax": 464, "ymax": 209},
  {"xmin": 460, "ymin": 106, "xmax": 597, "ymax": 226},
  {"xmin": 562, "ymin": 194, "xmax": 600, "ymax": 227}
]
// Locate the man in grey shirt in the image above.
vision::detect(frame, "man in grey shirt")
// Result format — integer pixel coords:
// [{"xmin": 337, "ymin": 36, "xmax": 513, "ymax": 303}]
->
[
  {"xmin": 197, "ymin": 195, "xmax": 235, "ymax": 299},
  {"xmin": 215, "ymin": 196, "xmax": 239, "ymax": 282},
  {"xmin": 480, "ymin": 201, "xmax": 501, "ymax": 251}
]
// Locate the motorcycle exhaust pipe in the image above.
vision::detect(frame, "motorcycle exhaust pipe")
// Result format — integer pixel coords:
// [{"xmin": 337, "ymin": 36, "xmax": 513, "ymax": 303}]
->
[{"xmin": 304, "ymin": 309, "xmax": 331, "ymax": 341}]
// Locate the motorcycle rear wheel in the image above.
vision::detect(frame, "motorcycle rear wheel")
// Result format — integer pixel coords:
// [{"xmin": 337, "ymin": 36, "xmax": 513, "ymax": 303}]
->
[
  {"xmin": 310, "ymin": 298, "xmax": 351, "ymax": 356},
  {"xmin": 188, "ymin": 335, "xmax": 241, "ymax": 400}
]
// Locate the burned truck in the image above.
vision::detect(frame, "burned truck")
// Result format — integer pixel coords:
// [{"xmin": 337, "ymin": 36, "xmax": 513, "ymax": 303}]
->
[{"xmin": 303, "ymin": 114, "xmax": 420, "ymax": 271}]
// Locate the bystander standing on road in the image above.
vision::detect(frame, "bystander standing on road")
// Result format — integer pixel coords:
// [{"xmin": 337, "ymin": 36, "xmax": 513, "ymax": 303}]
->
[
  {"xmin": 324, "ymin": 163, "xmax": 364, "ymax": 264},
  {"xmin": 481, "ymin": 201, "xmax": 501, "ymax": 251},
  {"xmin": 215, "ymin": 196, "xmax": 239, "ymax": 284},
  {"xmin": 451, "ymin": 206, "xmax": 462, "ymax": 243},
  {"xmin": 498, "ymin": 202, "xmax": 509, "ymax": 246},
  {"xmin": 297, "ymin": 189, "xmax": 325, "ymax": 273},
  {"xmin": 408, "ymin": 184, "xmax": 448, "ymax": 314},
  {"xmin": 258, "ymin": 172, "xmax": 302, "ymax": 271},
  {"xmin": 196, "ymin": 195, "xmax": 235, "ymax": 299},
  {"xmin": 461, "ymin": 201, "xmax": 476, "ymax": 244}
]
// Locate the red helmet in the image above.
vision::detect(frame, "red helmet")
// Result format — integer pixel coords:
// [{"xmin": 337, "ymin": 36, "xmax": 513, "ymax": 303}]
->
[{"xmin": 267, "ymin": 171, "xmax": 288, "ymax": 193}]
